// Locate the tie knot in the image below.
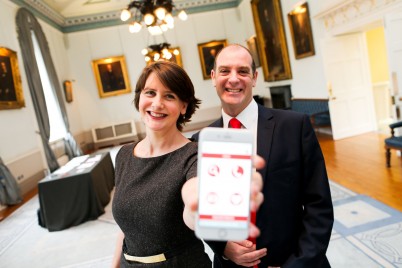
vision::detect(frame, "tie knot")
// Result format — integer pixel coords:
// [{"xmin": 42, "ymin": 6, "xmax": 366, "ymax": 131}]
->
[{"xmin": 229, "ymin": 118, "xmax": 242, "ymax": 129}]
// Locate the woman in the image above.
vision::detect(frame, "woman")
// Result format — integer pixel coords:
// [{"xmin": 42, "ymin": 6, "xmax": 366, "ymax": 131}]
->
[{"xmin": 111, "ymin": 61, "xmax": 212, "ymax": 267}]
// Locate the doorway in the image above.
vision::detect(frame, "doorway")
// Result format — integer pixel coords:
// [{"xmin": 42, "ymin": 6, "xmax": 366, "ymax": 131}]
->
[
  {"xmin": 365, "ymin": 26, "xmax": 394, "ymax": 134},
  {"xmin": 321, "ymin": 23, "xmax": 396, "ymax": 139}
]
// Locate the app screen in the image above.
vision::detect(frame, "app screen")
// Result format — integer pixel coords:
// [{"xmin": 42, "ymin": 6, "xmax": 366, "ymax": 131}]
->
[{"xmin": 198, "ymin": 140, "xmax": 252, "ymax": 229}]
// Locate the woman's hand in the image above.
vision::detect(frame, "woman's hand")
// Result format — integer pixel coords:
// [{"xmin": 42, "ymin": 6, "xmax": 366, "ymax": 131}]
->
[{"xmin": 182, "ymin": 155, "xmax": 265, "ymax": 238}]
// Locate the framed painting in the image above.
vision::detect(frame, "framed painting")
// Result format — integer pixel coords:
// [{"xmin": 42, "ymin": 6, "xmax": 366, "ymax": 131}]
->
[
  {"xmin": 197, "ymin": 40, "xmax": 227, "ymax": 80},
  {"xmin": 251, "ymin": 0, "xmax": 292, "ymax": 82},
  {"xmin": 0, "ymin": 47, "xmax": 25, "ymax": 110},
  {"xmin": 92, "ymin": 55, "xmax": 131, "ymax": 98},
  {"xmin": 246, "ymin": 35, "xmax": 261, "ymax": 68},
  {"xmin": 288, "ymin": 2, "xmax": 315, "ymax": 59},
  {"xmin": 146, "ymin": 47, "xmax": 183, "ymax": 67}
]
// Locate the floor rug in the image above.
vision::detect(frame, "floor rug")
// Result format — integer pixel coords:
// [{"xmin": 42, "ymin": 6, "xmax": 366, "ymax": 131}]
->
[
  {"xmin": 0, "ymin": 181, "xmax": 401, "ymax": 267},
  {"xmin": 328, "ymin": 181, "xmax": 402, "ymax": 267}
]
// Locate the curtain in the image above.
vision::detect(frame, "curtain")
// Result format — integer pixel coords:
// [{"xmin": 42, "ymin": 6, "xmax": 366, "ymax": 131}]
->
[
  {"xmin": 15, "ymin": 8, "xmax": 82, "ymax": 171},
  {"xmin": 0, "ymin": 157, "xmax": 22, "ymax": 206}
]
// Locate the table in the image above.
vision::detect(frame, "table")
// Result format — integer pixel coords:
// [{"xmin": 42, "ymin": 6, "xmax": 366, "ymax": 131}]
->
[{"xmin": 38, "ymin": 152, "xmax": 115, "ymax": 231}]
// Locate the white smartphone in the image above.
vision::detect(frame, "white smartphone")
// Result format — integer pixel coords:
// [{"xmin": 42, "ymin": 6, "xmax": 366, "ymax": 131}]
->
[{"xmin": 196, "ymin": 127, "xmax": 253, "ymax": 241}]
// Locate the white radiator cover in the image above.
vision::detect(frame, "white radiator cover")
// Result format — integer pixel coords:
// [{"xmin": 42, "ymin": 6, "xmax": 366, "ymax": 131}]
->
[{"xmin": 5, "ymin": 150, "xmax": 46, "ymax": 196}]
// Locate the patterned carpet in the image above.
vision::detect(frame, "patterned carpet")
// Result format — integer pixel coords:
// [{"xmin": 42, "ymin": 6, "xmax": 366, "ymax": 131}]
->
[
  {"xmin": 328, "ymin": 181, "xmax": 402, "ymax": 267},
  {"xmin": 0, "ymin": 181, "xmax": 401, "ymax": 267}
]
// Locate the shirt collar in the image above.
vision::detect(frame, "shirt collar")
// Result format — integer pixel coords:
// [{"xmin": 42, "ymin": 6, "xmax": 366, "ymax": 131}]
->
[{"xmin": 222, "ymin": 99, "xmax": 258, "ymax": 129}]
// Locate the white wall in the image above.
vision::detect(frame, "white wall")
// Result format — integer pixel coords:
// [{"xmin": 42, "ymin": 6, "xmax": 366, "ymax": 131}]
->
[
  {"xmin": 65, "ymin": 7, "xmax": 257, "ymax": 135},
  {"xmin": 0, "ymin": 0, "xmax": 72, "ymax": 182},
  {"xmin": 0, "ymin": 1, "xmax": 39, "ymax": 163},
  {"xmin": 65, "ymin": 1, "xmax": 333, "ymax": 135},
  {"xmin": 1, "ymin": 0, "xmax": 337, "ymax": 188}
]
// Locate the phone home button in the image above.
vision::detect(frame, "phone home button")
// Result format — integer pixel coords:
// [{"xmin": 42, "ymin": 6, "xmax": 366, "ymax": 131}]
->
[{"xmin": 218, "ymin": 229, "xmax": 227, "ymax": 238}]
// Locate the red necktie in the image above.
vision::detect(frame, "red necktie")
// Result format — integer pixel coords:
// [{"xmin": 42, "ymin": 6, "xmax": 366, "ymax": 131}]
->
[
  {"xmin": 229, "ymin": 118, "xmax": 242, "ymax": 129},
  {"xmin": 229, "ymin": 118, "xmax": 258, "ymax": 267}
]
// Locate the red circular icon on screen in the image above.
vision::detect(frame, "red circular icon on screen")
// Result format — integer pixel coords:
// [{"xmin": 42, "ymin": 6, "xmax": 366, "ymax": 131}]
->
[
  {"xmin": 230, "ymin": 193, "xmax": 243, "ymax": 205},
  {"xmin": 207, "ymin": 192, "xmax": 218, "ymax": 204},
  {"xmin": 208, "ymin": 165, "xmax": 220, "ymax": 176},
  {"xmin": 232, "ymin": 165, "xmax": 244, "ymax": 178}
]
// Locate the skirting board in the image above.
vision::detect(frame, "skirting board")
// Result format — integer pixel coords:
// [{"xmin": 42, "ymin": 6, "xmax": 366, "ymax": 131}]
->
[
  {"xmin": 17, "ymin": 171, "xmax": 44, "ymax": 196},
  {"xmin": 4, "ymin": 150, "xmax": 46, "ymax": 197}
]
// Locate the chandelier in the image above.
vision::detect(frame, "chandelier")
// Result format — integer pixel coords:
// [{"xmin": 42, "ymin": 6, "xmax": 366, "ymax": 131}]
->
[
  {"xmin": 120, "ymin": 0, "xmax": 188, "ymax": 35},
  {"xmin": 141, "ymin": 42, "xmax": 180, "ymax": 63}
]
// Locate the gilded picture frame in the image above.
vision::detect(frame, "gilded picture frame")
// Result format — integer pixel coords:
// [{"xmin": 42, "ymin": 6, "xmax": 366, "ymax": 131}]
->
[
  {"xmin": 197, "ymin": 40, "xmax": 227, "ymax": 80},
  {"xmin": 146, "ymin": 47, "xmax": 183, "ymax": 67},
  {"xmin": 0, "ymin": 47, "xmax": 25, "ymax": 110},
  {"xmin": 92, "ymin": 55, "xmax": 131, "ymax": 98},
  {"xmin": 251, "ymin": 0, "xmax": 292, "ymax": 82},
  {"xmin": 288, "ymin": 2, "xmax": 315, "ymax": 59},
  {"xmin": 246, "ymin": 35, "xmax": 261, "ymax": 68}
]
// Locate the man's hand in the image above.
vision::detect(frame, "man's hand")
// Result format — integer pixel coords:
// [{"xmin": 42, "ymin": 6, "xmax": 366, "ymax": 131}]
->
[{"xmin": 223, "ymin": 240, "xmax": 267, "ymax": 267}]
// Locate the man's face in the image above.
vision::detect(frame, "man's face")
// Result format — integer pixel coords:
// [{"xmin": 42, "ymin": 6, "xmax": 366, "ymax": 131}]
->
[{"xmin": 211, "ymin": 46, "xmax": 258, "ymax": 117}]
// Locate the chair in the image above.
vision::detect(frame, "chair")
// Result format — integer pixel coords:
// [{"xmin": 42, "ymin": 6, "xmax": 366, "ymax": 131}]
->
[
  {"xmin": 385, "ymin": 121, "xmax": 402, "ymax": 167},
  {"xmin": 290, "ymin": 99, "xmax": 332, "ymax": 130}
]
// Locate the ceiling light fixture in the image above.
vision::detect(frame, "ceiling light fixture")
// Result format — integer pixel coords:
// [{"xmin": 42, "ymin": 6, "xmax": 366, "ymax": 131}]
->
[
  {"xmin": 121, "ymin": 0, "xmax": 188, "ymax": 35},
  {"xmin": 142, "ymin": 42, "xmax": 180, "ymax": 63}
]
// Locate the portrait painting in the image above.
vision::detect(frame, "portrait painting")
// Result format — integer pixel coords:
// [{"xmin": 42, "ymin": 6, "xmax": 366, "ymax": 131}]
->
[
  {"xmin": 251, "ymin": 0, "xmax": 292, "ymax": 82},
  {"xmin": 288, "ymin": 2, "xmax": 315, "ymax": 59},
  {"xmin": 0, "ymin": 47, "xmax": 25, "ymax": 110},
  {"xmin": 92, "ymin": 55, "xmax": 131, "ymax": 98},
  {"xmin": 198, "ymin": 40, "xmax": 227, "ymax": 80}
]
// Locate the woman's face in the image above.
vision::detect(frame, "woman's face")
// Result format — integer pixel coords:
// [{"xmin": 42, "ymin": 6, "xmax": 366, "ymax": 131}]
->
[{"xmin": 139, "ymin": 72, "xmax": 187, "ymax": 132}]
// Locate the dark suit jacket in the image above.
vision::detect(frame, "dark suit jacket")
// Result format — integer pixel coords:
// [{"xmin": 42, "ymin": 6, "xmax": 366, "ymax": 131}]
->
[{"xmin": 193, "ymin": 105, "xmax": 334, "ymax": 268}]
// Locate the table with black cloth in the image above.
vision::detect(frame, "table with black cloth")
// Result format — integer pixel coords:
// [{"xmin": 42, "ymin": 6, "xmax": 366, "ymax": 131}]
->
[{"xmin": 38, "ymin": 152, "xmax": 115, "ymax": 231}]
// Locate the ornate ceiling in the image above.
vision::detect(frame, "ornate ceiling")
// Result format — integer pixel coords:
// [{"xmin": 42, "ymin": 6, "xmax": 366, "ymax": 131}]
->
[{"xmin": 11, "ymin": 0, "xmax": 240, "ymax": 32}]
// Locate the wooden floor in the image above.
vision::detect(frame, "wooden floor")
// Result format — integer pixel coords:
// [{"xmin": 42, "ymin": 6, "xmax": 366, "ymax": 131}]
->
[
  {"xmin": 318, "ymin": 131, "xmax": 402, "ymax": 211},
  {"xmin": 1, "ymin": 131, "xmax": 401, "ymax": 221}
]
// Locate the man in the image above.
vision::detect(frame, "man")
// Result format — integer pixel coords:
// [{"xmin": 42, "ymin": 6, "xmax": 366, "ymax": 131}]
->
[{"xmin": 193, "ymin": 44, "xmax": 334, "ymax": 267}]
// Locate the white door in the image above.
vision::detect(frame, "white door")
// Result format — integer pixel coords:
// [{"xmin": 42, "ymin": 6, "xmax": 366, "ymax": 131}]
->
[
  {"xmin": 384, "ymin": 12, "xmax": 402, "ymax": 123},
  {"xmin": 321, "ymin": 33, "xmax": 377, "ymax": 140}
]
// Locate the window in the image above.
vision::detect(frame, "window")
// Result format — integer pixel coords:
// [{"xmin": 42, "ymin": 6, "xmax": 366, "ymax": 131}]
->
[{"xmin": 31, "ymin": 32, "xmax": 67, "ymax": 142}]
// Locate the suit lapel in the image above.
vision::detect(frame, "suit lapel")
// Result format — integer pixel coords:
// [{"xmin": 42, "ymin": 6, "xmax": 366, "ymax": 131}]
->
[
  {"xmin": 209, "ymin": 111, "xmax": 273, "ymax": 182},
  {"xmin": 210, "ymin": 118, "xmax": 224, "ymax": 128},
  {"xmin": 256, "ymin": 105, "xmax": 274, "ymax": 183}
]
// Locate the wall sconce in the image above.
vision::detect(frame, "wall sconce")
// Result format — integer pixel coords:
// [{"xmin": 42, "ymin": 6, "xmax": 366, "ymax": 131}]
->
[{"xmin": 63, "ymin": 80, "xmax": 73, "ymax": 103}]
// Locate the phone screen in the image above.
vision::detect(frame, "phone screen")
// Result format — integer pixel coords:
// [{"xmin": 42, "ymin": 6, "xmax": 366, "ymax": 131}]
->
[{"xmin": 198, "ymin": 139, "xmax": 253, "ymax": 232}]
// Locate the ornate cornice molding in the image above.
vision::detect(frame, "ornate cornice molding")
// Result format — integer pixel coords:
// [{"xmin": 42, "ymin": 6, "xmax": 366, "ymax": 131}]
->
[
  {"xmin": 13, "ymin": 0, "xmax": 239, "ymax": 33},
  {"xmin": 24, "ymin": 0, "xmax": 65, "ymax": 25},
  {"xmin": 315, "ymin": 0, "xmax": 400, "ymax": 33}
]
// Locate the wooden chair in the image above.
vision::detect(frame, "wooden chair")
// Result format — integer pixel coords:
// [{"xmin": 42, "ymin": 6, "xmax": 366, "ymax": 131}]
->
[{"xmin": 385, "ymin": 120, "xmax": 402, "ymax": 167}]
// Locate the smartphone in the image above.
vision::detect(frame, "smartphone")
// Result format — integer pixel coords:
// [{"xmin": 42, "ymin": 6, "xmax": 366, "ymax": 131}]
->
[{"xmin": 196, "ymin": 127, "xmax": 253, "ymax": 241}]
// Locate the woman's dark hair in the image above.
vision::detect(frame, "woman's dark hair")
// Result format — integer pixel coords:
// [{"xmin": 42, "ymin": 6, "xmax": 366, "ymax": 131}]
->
[{"xmin": 134, "ymin": 61, "xmax": 201, "ymax": 131}]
